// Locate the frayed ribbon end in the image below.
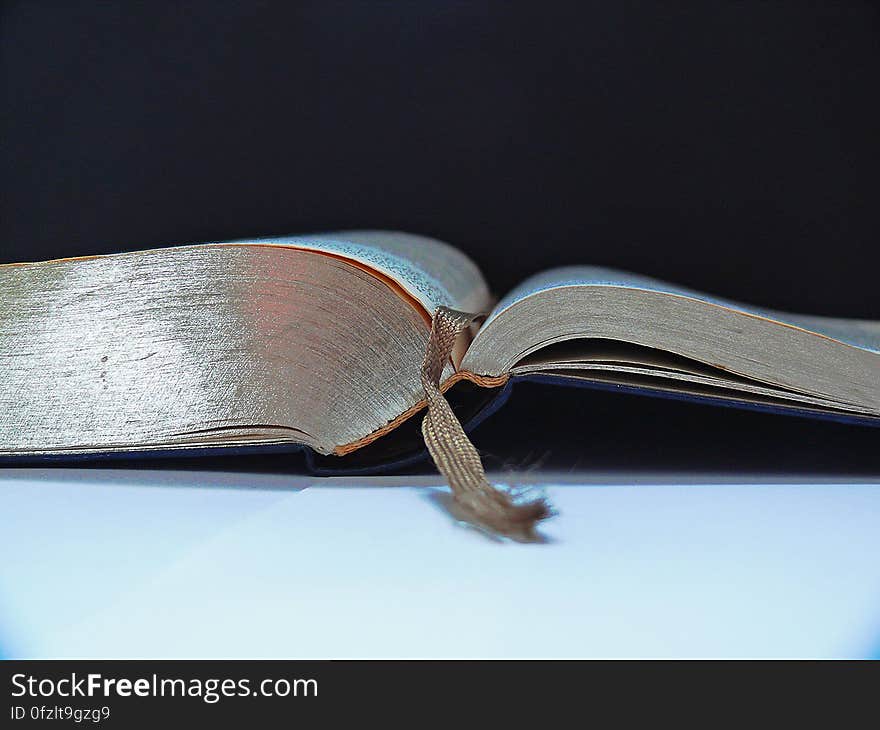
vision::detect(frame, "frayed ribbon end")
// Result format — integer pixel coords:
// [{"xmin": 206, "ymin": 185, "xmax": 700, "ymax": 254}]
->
[{"xmin": 450, "ymin": 489, "xmax": 554, "ymax": 542}]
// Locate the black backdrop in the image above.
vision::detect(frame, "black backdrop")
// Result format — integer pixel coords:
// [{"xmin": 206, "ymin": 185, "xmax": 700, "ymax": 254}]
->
[{"xmin": 2, "ymin": 1, "xmax": 878, "ymax": 472}]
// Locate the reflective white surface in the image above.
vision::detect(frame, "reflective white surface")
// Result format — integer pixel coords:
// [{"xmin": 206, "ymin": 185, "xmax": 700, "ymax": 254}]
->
[{"xmin": 1, "ymin": 469, "xmax": 879, "ymax": 658}]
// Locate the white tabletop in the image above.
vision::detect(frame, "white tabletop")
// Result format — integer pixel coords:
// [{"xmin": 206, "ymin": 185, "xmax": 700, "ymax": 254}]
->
[{"xmin": 2, "ymin": 468, "xmax": 879, "ymax": 659}]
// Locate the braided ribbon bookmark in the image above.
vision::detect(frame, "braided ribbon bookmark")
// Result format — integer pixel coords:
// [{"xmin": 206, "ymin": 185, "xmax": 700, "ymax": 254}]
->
[{"xmin": 420, "ymin": 306, "xmax": 552, "ymax": 539}]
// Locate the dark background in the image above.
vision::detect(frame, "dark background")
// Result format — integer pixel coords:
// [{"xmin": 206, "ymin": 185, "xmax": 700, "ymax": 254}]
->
[{"xmin": 2, "ymin": 1, "xmax": 878, "ymax": 472}]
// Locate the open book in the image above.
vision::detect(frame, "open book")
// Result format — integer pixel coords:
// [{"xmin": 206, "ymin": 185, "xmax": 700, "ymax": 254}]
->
[{"xmin": 2, "ymin": 231, "xmax": 878, "ymax": 465}]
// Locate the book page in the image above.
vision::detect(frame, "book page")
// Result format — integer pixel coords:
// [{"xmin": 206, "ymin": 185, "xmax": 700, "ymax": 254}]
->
[
  {"xmin": 221, "ymin": 230, "xmax": 493, "ymax": 317},
  {"xmin": 486, "ymin": 266, "xmax": 880, "ymax": 352}
]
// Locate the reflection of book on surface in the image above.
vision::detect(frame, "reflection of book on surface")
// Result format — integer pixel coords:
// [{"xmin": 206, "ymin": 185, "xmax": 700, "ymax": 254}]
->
[{"xmin": 2, "ymin": 231, "xmax": 878, "ymax": 463}]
